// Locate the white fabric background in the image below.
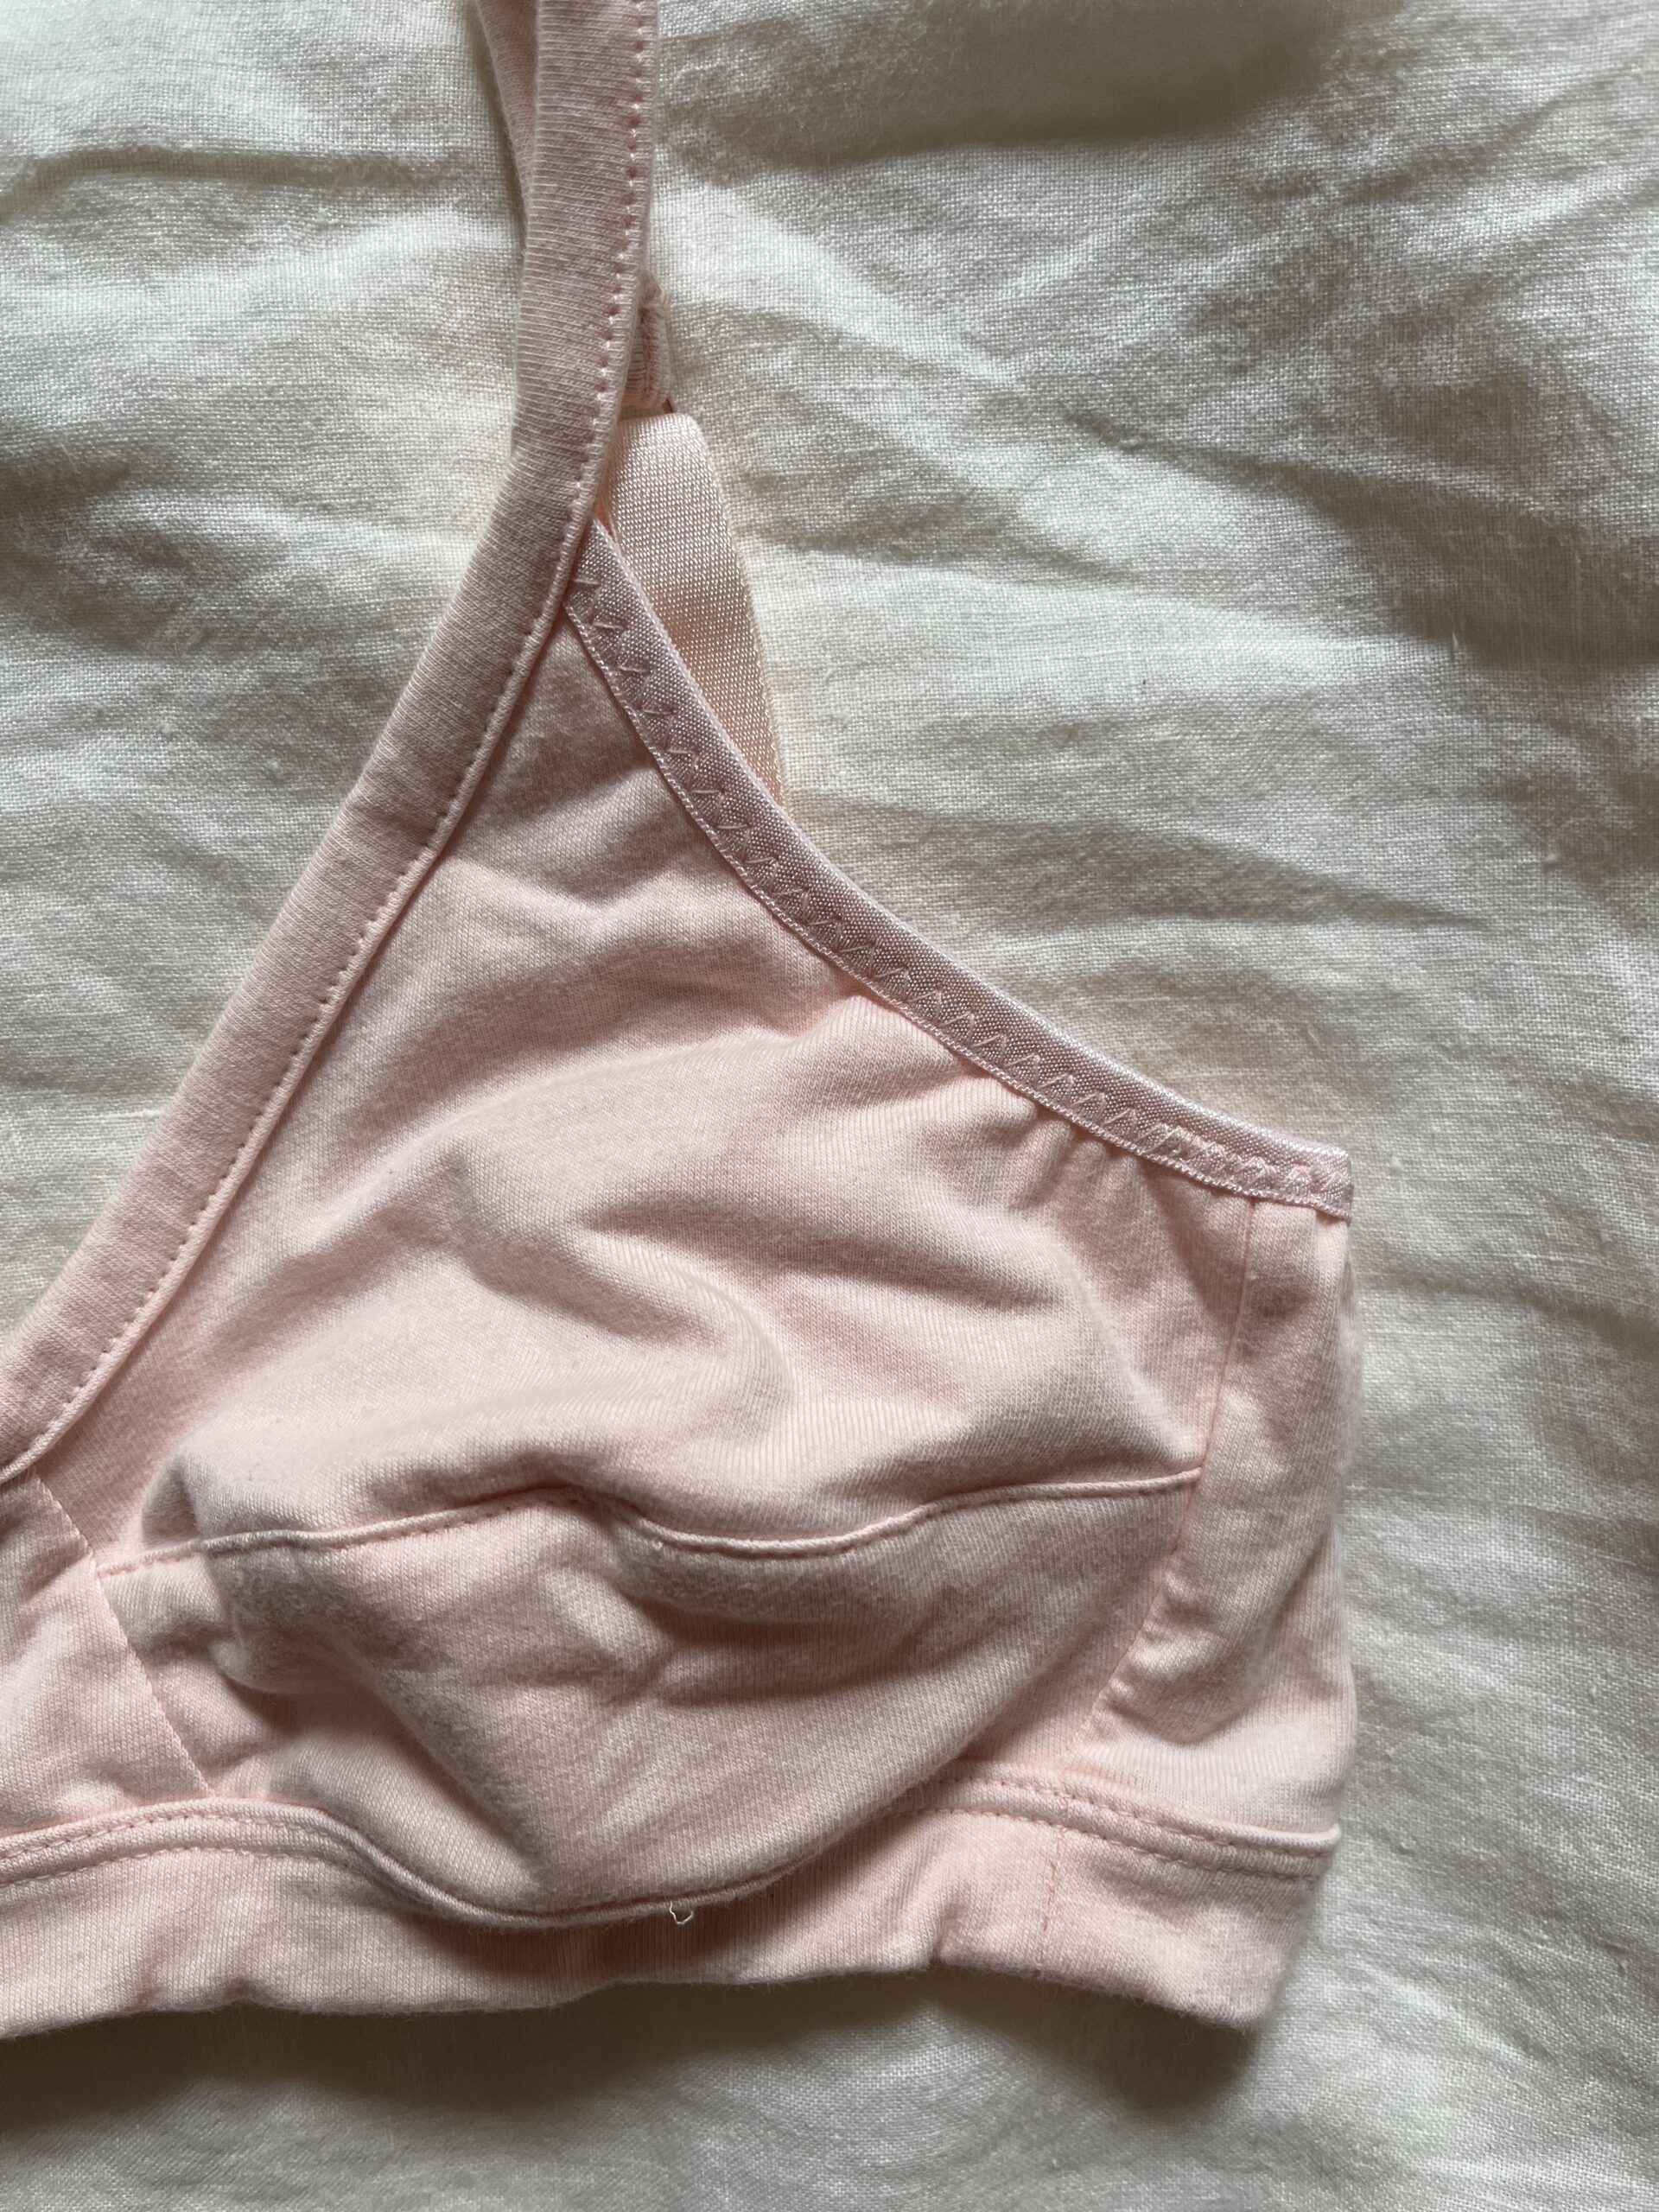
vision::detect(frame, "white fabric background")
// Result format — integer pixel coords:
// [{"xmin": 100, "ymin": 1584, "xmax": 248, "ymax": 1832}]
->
[{"xmin": 1, "ymin": 0, "xmax": 1655, "ymax": 2204}]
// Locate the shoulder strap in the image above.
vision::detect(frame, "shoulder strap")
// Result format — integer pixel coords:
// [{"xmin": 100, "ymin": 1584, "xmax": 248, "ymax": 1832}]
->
[{"xmin": 477, "ymin": 0, "xmax": 660, "ymax": 437}]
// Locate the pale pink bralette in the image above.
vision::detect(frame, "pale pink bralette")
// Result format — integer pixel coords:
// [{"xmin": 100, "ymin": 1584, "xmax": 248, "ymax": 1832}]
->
[{"xmin": 0, "ymin": 0, "xmax": 1357, "ymax": 2037}]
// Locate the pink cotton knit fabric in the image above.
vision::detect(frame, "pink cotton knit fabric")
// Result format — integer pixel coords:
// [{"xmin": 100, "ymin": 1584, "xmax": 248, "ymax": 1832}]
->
[{"xmin": 0, "ymin": 0, "xmax": 1357, "ymax": 2037}]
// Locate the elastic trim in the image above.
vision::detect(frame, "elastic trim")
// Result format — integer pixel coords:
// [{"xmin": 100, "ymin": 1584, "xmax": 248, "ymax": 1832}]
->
[{"xmin": 568, "ymin": 525, "xmax": 1354, "ymax": 1218}]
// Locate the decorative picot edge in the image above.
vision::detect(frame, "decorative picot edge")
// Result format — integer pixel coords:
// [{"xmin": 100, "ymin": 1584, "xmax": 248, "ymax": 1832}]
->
[{"xmin": 566, "ymin": 529, "xmax": 1353, "ymax": 1220}]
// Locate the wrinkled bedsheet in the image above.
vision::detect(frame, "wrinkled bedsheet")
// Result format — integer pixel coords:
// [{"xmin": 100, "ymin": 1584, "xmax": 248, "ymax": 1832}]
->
[{"xmin": 1, "ymin": 0, "xmax": 1655, "ymax": 2205}]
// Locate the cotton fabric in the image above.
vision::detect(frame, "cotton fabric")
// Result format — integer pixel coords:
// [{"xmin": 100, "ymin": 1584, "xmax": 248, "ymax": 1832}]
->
[{"xmin": 0, "ymin": 0, "xmax": 1654, "ymax": 2206}]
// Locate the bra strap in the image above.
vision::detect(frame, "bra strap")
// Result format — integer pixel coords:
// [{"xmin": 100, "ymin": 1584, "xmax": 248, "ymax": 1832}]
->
[{"xmin": 476, "ymin": 0, "xmax": 659, "ymax": 448}]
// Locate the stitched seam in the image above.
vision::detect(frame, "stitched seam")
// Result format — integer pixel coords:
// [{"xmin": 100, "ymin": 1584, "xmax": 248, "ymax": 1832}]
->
[
  {"xmin": 0, "ymin": 1842, "xmax": 391, "ymax": 1897},
  {"xmin": 566, "ymin": 537, "xmax": 1354, "ymax": 1219},
  {"xmin": 928, "ymin": 1806, "xmax": 1321, "ymax": 1885},
  {"xmin": 0, "ymin": 1800, "xmax": 541, "ymax": 1914},
  {"xmin": 3, "ymin": 861, "xmax": 464, "ymax": 1480},
  {"xmin": 0, "ymin": 1802, "xmax": 1323, "ymax": 1907},
  {"xmin": 0, "ymin": 7, "xmax": 651, "ymax": 1488},
  {"xmin": 0, "ymin": 1800, "xmax": 804, "ymax": 1928},
  {"xmin": 9, "ymin": 1763, "xmax": 1323, "ymax": 1879},
  {"xmin": 1027, "ymin": 1198, "xmax": 1255, "ymax": 1928},
  {"xmin": 579, "ymin": 567, "xmax": 1335, "ymax": 1202},
  {"xmin": 97, "ymin": 1468, "xmax": 1199, "ymax": 1580},
  {"xmin": 931, "ymin": 1765, "xmax": 1336, "ymax": 1861},
  {"xmin": 31, "ymin": 1478, "xmax": 210, "ymax": 1795},
  {"xmin": 0, "ymin": 1802, "xmax": 606, "ymax": 1923},
  {"xmin": 1035, "ymin": 1821, "xmax": 1067, "ymax": 1967},
  {"xmin": 1068, "ymin": 1196, "xmax": 1258, "ymax": 1753},
  {"xmin": 0, "ymin": 1825, "xmax": 562, "ymax": 1923},
  {"xmin": 567, "ymin": 1, "xmax": 647, "ymax": 519}
]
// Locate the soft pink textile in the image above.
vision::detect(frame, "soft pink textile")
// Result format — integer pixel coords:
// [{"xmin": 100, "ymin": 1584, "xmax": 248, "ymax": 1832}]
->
[{"xmin": 0, "ymin": 0, "xmax": 1357, "ymax": 2037}]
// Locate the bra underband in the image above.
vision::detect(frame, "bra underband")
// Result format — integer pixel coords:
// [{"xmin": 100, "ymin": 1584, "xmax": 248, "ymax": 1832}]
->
[{"xmin": 0, "ymin": 0, "xmax": 1357, "ymax": 2037}]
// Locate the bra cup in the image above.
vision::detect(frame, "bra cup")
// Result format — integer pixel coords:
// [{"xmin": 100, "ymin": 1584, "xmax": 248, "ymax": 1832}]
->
[
  {"xmin": 124, "ymin": 1476, "xmax": 1191, "ymax": 1923},
  {"xmin": 123, "ymin": 1096, "xmax": 1214, "ymax": 1555},
  {"xmin": 39, "ymin": 611, "xmax": 1243, "ymax": 1560}
]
